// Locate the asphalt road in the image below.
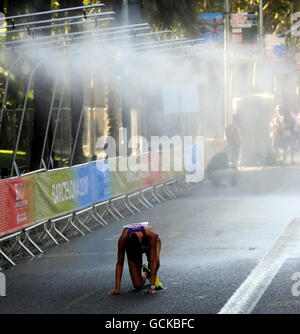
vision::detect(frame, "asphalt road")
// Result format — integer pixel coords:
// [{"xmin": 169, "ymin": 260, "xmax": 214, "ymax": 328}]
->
[{"xmin": 1, "ymin": 164, "xmax": 300, "ymax": 314}]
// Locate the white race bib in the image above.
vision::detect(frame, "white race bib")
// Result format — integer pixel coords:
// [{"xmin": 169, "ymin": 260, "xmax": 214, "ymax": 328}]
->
[{"xmin": 123, "ymin": 222, "xmax": 149, "ymax": 229}]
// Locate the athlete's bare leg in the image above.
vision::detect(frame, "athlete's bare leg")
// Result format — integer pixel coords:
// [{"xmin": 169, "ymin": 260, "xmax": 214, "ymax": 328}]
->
[{"xmin": 127, "ymin": 258, "xmax": 146, "ymax": 290}]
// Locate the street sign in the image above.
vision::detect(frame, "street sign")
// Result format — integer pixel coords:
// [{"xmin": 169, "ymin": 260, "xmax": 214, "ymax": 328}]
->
[
  {"xmin": 231, "ymin": 12, "xmax": 258, "ymax": 45},
  {"xmin": 265, "ymin": 34, "xmax": 286, "ymax": 60}
]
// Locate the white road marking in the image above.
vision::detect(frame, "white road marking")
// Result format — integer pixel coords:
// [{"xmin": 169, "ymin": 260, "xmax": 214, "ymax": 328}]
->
[{"xmin": 218, "ymin": 217, "xmax": 300, "ymax": 314}]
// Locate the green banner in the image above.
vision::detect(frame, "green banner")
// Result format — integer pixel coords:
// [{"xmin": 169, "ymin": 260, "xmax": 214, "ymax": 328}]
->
[
  {"xmin": 33, "ymin": 172, "xmax": 51, "ymax": 222},
  {"xmin": 166, "ymin": 147, "xmax": 185, "ymax": 181},
  {"xmin": 33, "ymin": 168, "xmax": 76, "ymax": 222},
  {"xmin": 109, "ymin": 157, "xmax": 144, "ymax": 197}
]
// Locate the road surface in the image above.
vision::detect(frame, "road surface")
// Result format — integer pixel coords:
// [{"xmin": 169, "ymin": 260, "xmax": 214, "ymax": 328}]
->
[{"xmin": 1, "ymin": 164, "xmax": 300, "ymax": 314}]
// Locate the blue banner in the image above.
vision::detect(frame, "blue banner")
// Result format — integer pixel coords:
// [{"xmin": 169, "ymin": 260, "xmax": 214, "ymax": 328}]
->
[
  {"xmin": 92, "ymin": 160, "xmax": 112, "ymax": 203},
  {"xmin": 72, "ymin": 164, "xmax": 95, "ymax": 210}
]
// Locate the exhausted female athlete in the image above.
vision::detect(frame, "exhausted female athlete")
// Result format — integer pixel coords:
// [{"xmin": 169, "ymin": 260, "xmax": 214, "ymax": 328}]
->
[{"xmin": 107, "ymin": 223, "xmax": 163, "ymax": 295}]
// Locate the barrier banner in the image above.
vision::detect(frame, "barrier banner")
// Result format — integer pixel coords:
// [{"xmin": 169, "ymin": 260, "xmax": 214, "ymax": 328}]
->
[
  {"xmin": 109, "ymin": 149, "xmax": 185, "ymax": 197},
  {"xmin": 34, "ymin": 169, "xmax": 77, "ymax": 221},
  {"xmin": 139, "ymin": 152, "xmax": 154, "ymax": 188},
  {"xmin": 141, "ymin": 152, "xmax": 167, "ymax": 187},
  {"xmin": 109, "ymin": 156, "xmax": 143, "ymax": 197},
  {"xmin": 184, "ymin": 144, "xmax": 204, "ymax": 183},
  {"xmin": 33, "ymin": 172, "xmax": 54, "ymax": 222},
  {"xmin": 92, "ymin": 160, "xmax": 112, "ymax": 203},
  {"xmin": 166, "ymin": 147, "xmax": 185, "ymax": 181},
  {"xmin": 0, "ymin": 147, "xmax": 196, "ymax": 238},
  {"xmin": 0, "ymin": 180, "xmax": 9, "ymax": 236},
  {"xmin": 7, "ymin": 175, "xmax": 34, "ymax": 233},
  {"xmin": 72, "ymin": 164, "xmax": 95, "ymax": 210},
  {"xmin": 33, "ymin": 164, "xmax": 110, "ymax": 221}
]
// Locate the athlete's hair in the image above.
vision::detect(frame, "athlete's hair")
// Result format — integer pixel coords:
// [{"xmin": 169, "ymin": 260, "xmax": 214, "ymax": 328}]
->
[{"xmin": 126, "ymin": 233, "xmax": 143, "ymax": 262}]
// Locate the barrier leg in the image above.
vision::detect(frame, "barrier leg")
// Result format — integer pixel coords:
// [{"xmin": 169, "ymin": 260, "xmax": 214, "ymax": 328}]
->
[
  {"xmin": 154, "ymin": 185, "xmax": 166, "ymax": 201},
  {"xmin": 94, "ymin": 202, "xmax": 109, "ymax": 225},
  {"xmin": 69, "ymin": 216, "xmax": 85, "ymax": 236},
  {"xmin": 60, "ymin": 219, "xmax": 72, "ymax": 236},
  {"xmin": 135, "ymin": 191, "xmax": 150, "ymax": 209},
  {"xmin": 52, "ymin": 223, "xmax": 69, "ymax": 242},
  {"xmin": 161, "ymin": 184, "xmax": 173, "ymax": 199},
  {"xmin": 44, "ymin": 223, "xmax": 60, "ymax": 245},
  {"xmin": 123, "ymin": 197, "xmax": 135, "ymax": 215},
  {"xmin": 0, "ymin": 249, "xmax": 16, "ymax": 266},
  {"xmin": 76, "ymin": 214, "xmax": 92, "ymax": 233},
  {"xmin": 150, "ymin": 187, "xmax": 161, "ymax": 203},
  {"xmin": 95, "ymin": 211, "xmax": 108, "ymax": 226},
  {"xmin": 17, "ymin": 235, "xmax": 35, "ymax": 258},
  {"xmin": 106, "ymin": 201, "xmax": 120, "ymax": 221},
  {"xmin": 111, "ymin": 199, "xmax": 125, "ymax": 219},
  {"xmin": 141, "ymin": 190, "xmax": 153, "ymax": 208},
  {"xmin": 173, "ymin": 179, "xmax": 180, "ymax": 193},
  {"xmin": 165, "ymin": 182, "xmax": 176, "ymax": 199},
  {"xmin": 91, "ymin": 208, "xmax": 106, "ymax": 227},
  {"xmin": 30, "ymin": 226, "xmax": 44, "ymax": 244},
  {"xmin": 7, "ymin": 236, "xmax": 19, "ymax": 256},
  {"xmin": 25, "ymin": 231, "xmax": 44, "ymax": 254},
  {"xmin": 127, "ymin": 195, "xmax": 141, "ymax": 213},
  {"xmin": 101, "ymin": 208, "xmax": 108, "ymax": 219}
]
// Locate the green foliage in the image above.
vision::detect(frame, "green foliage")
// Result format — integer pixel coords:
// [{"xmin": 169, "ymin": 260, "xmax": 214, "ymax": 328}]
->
[
  {"xmin": 141, "ymin": 0, "xmax": 199, "ymax": 38},
  {"xmin": 0, "ymin": 57, "xmax": 33, "ymax": 109},
  {"xmin": 195, "ymin": 0, "xmax": 224, "ymax": 13}
]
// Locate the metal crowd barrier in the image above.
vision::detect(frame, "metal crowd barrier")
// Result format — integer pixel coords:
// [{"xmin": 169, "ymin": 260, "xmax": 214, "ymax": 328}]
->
[{"xmin": 0, "ymin": 175, "xmax": 197, "ymax": 268}]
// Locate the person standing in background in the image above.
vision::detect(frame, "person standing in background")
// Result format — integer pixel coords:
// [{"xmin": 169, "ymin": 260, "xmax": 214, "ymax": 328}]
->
[
  {"xmin": 212, "ymin": 18, "xmax": 218, "ymax": 41},
  {"xmin": 291, "ymin": 110, "xmax": 299, "ymax": 153},
  {"xmin": 281, "ymin": 110, "xmax": 296, "ymax": 165},
  {"xmin": 225, "ymin": 113, "xmax": 241, "ymax": 168},
  {"xmin": 270, "ymin": 106, "xmax": 284, "ymax": 164}
]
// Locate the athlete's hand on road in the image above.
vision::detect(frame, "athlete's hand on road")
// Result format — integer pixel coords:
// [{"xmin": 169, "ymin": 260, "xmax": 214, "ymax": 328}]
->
[
  {"xmin": 107, "ymin": 289, "xmax": 120, "ymax": 295},
  {"xmin": 147, "ymin": 288, "xmax": 157, "ymax": 295}
]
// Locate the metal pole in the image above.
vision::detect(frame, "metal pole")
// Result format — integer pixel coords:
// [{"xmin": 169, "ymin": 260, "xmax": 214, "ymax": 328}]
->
[
  {"xmin": 224, "ymin": 0, "xmax": 230, "ymax": 129},
  {"xmin": 10, "ymin": 60, "xmax": 44, "ymax": 177},
  {"xmin": 4, "ymin": 11, "xmax": 115, "ymax": 30},
  {"xmin": 58, "ymin": 29, "xmax": 172, "ymax": 52},
  {"xmin": 259, "ymin": 0, "xmax": 264, "ymax": 92},
  {"xmin": 39, "ymin": 75, "xmax": 59, "ymax": 169},
  {"xmin": 4, "ymin": 3, "xmax": 105, "ymax": 21},
  {"xmin": 0, "ymin": 18, "xmax": 116, "ymax": 46},
  {"xmin": 3, "ymin": 23, "xmax": 151, "ymax": 51},
  {"xmin": 3, "ymin": 17, "xmax": 113, "ymax": 36},
  {"xmin": 0, "ymin": 22, "xmax": 149, "ymax": 47},
  {"xmin": 259, "ymin": 0, "xmax": 264, "ymax": 49},
  {"xmin": 60, "ymin": 29, "xmax": 170, "ymax": 50},
  {"xmin": 4, "ymin": 21, "xmax": 148, "ymax": 37}
]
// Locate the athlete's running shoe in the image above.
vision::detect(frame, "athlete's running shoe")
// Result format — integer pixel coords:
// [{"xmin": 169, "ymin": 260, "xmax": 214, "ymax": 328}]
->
[
  {"xmin": 142, "ymin": 264, "xmax": 151, "ymax": 279},
  {"xmin": 155, "ymin": 274, "xmax": 163, "ymax": 290},
  {"xmin": 143, "ymin": 264, "xmax": 163, "ymax": 290}
]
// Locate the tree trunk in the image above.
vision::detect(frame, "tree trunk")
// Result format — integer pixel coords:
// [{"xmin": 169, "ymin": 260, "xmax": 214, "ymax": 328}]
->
[
  {"xmin": 29, "ymin": 1, "xmax": 53, "ymax": 171},
  {"xmin": 0, "ymin": 0, "xmax": 4, "ymax": 14},
  {"xmin": 106, "ymin": 69, "xmax": 121, "ymax": 156},
  {"xmin": 60, "ymin": 0, "xmax": 86, "ymax": 166}
]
